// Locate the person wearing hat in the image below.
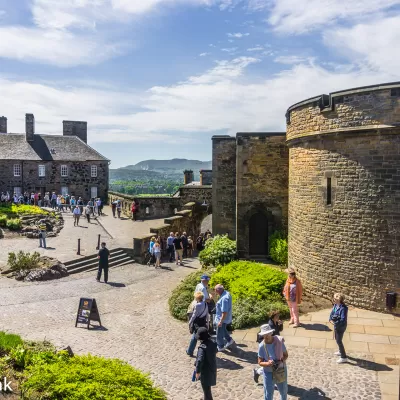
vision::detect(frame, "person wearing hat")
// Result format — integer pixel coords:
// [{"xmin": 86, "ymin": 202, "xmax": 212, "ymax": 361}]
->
[
  {"xmin": 283, "ymin": 267, "xmax": 303, "ymax": 328},
  {"xmin": 194, "ymin": 327, "xmax": 218, "ymax": 400},
  {"xmin": 195, "ymin": 275, "xmax": 215, "ymax": 332},
  {"xmin": 257, "ymin": 326, "xmax": 288, "ymax": 400}
]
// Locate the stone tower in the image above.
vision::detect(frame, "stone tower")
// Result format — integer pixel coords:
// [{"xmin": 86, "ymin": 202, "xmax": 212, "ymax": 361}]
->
[
  {"xmin": 0, "ymin": 116, "xmax": 7, "ymax": 133},
  {"xmin": 286, "ymin": 82, "xmax": 400, "ymax": 311}
]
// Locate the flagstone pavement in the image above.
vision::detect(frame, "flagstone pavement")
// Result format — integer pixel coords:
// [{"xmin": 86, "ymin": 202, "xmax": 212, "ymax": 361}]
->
[{"xmin": 0, "ymin": 255, "xmax": 399, "ymax": 400}]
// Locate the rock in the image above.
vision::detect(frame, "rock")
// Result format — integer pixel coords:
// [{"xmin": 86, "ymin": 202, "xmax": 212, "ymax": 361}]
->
[
  {"xmin": 24, "ymin": 262, "xmax": 68, "ymax": 282},
  {"xmin": 15, "ymin": 270, "xmax": 29, "ymax": 281}
]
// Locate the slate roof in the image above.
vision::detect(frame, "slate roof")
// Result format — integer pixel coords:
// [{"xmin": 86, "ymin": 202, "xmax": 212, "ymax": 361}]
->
[{"xmin": 0, "ymin": 134, "xmax": 109, "ymax": 161}]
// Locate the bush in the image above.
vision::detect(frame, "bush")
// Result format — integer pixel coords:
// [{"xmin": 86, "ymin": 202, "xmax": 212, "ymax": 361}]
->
[
  {"xmin": 232, "ymin": 297, "xmax": 289, "ymax": 329},
  {"xmin": 0, "ymin": 332, "xmax": 23, "ymax": 354},
  {"xmin": 21, "ymin": 355, "xmax": 167, "ymax": 400},
  {"xmin": 6, "ymin": 218, "xmax": 21, "ymax": 231},
  {"xmin": 169, "ymin": 270, "xmax": 204, "ymax": 320},
  {"xmin": 268, "ymin": 230, "xmax": 288, "ymax": 266},
  {"xmin": 209, "ymin": 261, "xmax": 287, "ymax": 302},
  {"xmin": 0, "ymin": 214, "xmax": 7, "ymax": 227},
  {"xmin": 7, "ymin": 251, "xmax": 41, "ymax": 271},
  {"xmin": 199, "ymin": 235, "xmax": 237, "ymax": 267},
  {"xmin": 0, "ymin": 204, "xmax": 47, "ymax": 217}
]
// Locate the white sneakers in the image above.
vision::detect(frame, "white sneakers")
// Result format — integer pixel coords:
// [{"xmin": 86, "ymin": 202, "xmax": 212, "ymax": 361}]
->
[
  {"xmin": 337, "ymin": 358, "xmax": 349, "ymax": 364},
  {"xmin": 224, "ymin": 339, "xmax": 235, "ymax": 349},
  {"xmin": 334, "ymin": 351, "xmax": 341, "ymax": 356}
]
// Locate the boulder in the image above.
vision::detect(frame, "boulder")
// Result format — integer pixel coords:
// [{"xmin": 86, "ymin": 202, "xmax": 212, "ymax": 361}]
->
[{"xmin": 24, "ymin": 262, "xmax": 68, "ymax": 282}]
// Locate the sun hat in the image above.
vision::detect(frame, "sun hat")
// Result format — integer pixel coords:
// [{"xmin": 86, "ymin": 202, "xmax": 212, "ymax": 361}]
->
[
  {"xmin": 258, "ymin": 325, "xmax": 275, "ymax": 337},
  {"xmin": 196, "ymin": 327, "xmax": 210, "ymax": 341},
  {"xmin": 201, "ymin": 274, "xmax": 211, "ymax": 281}
]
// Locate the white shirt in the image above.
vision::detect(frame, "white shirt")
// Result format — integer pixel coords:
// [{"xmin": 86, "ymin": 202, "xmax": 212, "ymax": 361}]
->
[{"xmin": 195, "ymin": 282, "xmax": 209, "ymax": 301}]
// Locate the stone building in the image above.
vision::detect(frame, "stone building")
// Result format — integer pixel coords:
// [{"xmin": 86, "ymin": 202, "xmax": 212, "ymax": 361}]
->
[
  {"xmin": 0, "ymin": 114, "xmax": 109, "ymax": 201},
  {"xmin": 286, "ymin": 82, "xmax": 400, "ymax": 311},
  {"xmin": 212, "ymin": 132, "xmax": 289, "ymax": 259}
]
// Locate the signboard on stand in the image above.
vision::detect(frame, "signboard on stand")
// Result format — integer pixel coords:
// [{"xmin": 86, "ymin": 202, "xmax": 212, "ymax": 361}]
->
[{"xmin": 75, "ymin": 298, "xmax": 101, "ymax": 329}]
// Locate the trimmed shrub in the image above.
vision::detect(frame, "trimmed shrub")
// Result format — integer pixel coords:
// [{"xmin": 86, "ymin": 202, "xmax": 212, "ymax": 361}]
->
[
  {"xmin": 7, "ymin": 251, "xmax": 41, "ymax": 271},
  {"xmin": 209, "ymin": 261, "xmax": 287, "ymax": 302},
  {"xmin": 0, "ymin": 214, "xmax": 7, "ymax": 227},
  {"xmin": 268, "ymin": 230, "xmax": 288, "ymax": 266},
  {"xmin": 199, "ymin": 235, "xmax": 237, "ymax": 267},
  {"xmin": 21, "ymin": 355, "xmax": 167, "ymax": 400},
  {"xmin": 232, "ymin": 297, "xmax": 289, "ymax": 329},
  {"xmin": 6, "ymin": 218, "xmax": 21, "ymax": 231},
  {"xmin": 169, "ymin": 270, "xmax": 204, "ymax": 320}
]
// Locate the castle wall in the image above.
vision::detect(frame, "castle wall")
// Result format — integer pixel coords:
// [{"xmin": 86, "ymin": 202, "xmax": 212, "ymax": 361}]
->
[
  {"xmin": 236, "ymin": 133, "xmax": 288, "ymax": 258},
  {"xmin": 287, "ymin": 83, "xmax": 400, "ymax": 311},
  {"xmin": 212, "ymin": 136, "xmax": 236, "ymax": 239}
]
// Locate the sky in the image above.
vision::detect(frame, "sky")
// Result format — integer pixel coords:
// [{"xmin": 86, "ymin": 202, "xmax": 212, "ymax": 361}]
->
[{"xmin": 0, "ymin": 1, "xmax": 399, "ymax": 168}]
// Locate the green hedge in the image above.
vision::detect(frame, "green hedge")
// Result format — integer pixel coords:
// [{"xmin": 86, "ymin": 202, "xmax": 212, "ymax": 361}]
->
[
  {"xmin": 6, "ymin": 218, "xmax": 21, "ymax": 231},
  {"xmin": 199, "ymin": 235, "xmax": 237, "ymax": 267},
  {"xmin": 268, "ymin": 230, "xmax": 288, "ymax": 266}
]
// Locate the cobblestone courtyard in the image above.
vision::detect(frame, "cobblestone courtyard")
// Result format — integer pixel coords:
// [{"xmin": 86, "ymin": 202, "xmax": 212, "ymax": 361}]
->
[{"xmin": 0, "ymin": 208, "xmax": 398, "ymax": 399}]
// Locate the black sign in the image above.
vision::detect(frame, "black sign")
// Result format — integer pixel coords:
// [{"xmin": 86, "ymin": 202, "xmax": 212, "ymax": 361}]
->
[{"xmin": 75, "ymin": 298, "xmax": 102, "ymax": 329}]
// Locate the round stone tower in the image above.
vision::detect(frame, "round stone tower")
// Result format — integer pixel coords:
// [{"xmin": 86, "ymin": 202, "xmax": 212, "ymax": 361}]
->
[{"xmin": 286, "ymin": 82, "xmax": 400, "ymax": 311}]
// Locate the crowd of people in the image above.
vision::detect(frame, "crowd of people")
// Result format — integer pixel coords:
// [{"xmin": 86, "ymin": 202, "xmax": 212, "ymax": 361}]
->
[{"xmin": 187, "ymin": 268, "xmax": 349, "ymax": 400}]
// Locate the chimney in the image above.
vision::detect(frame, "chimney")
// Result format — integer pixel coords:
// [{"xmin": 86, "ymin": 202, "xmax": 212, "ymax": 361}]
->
[
  {"xmin": 183, "ymin": 170, "xmax": 194, "ymax": 185},
  {"xmin": 200, "ymin": 169, "xmax": 212, "ymax": 185},
  {"xmin": 63, "ymin": 120, "xmax": 87, "ymax": 143},
  {"xmin": 25, "ymin": 114, "xmax": 35, "ymax": 142},
  {"xmin": 0, "ymin": 116, "xmax": 7, "ymax": 133}
]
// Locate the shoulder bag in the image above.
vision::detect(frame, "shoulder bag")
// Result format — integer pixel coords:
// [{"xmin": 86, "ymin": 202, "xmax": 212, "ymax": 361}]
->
[{"xmin": 263, "ymin": 343, "xmax": 286, "ymax": 384}]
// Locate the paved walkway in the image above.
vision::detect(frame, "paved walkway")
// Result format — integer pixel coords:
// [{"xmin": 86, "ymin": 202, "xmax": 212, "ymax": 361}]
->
[{"xmin": 0, "ymin": 256, "xmax": 398, "ymax": 400}]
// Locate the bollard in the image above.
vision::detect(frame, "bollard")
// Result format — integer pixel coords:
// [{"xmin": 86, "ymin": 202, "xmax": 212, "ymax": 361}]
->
[
  {"xmin": 77, "ymin": 238, "xmax": 81, "ymax": 255},
  {"xmin": 96, "ymin": 234, "xmax": 101, "ymax": 250}
]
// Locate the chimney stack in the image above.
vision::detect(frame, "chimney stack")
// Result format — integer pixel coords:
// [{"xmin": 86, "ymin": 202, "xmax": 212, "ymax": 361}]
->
[
  {"xmin": 0, "ymin": 116, "xmax": 7, "ymax": 133},
  {"xmin": 25, "ymin": 114, "xmax": 35, "ymax": 142},
  {"xmin": 200, "ymin": 170, "xmax": 212, "ymax": 185},
  {"xmin": 183, "ymin": 170, "xmax": 194, "ymax": 185},
  {"xmin": 63, "ymin": 120, "xmax": 87, "ymax": 143}
]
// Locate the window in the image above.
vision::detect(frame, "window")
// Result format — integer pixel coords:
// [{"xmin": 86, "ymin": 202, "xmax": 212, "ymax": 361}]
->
[
  {"xmin": 13, "ymin": 164, "xmax": 21, "ymax": 177},
  {"xmin": 14, "ymin": 187, "xmax": 21, "ymax": 197},
  {"xmin": 38, "ymin": 165, "xmax": 45, "ymax": 177},
  {"xmin": 91, "ymin": 165, "xmax": 98, "ymax": 177},
  {"xmin": 90, "ymin": 186, "xmax": 98, "ymax": 199},
  {"xmin": 327, "ymin": 177, "xmax": 332, "ymax": 205},
  {"xmin": 61, "ymin": 186, "xmax": 69, "ymax": 196},
  {"xmin": 61, "ymin": 165, "xmax": 68, "ymax": 177},
  {"xmin": 390, "ymin": 88, "xmax": 400, "ymax": 97}
]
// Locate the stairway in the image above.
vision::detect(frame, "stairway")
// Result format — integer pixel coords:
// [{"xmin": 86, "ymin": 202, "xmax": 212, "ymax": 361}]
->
[{"xmin": 64, "ymin": 248, "xmax": 134, "ymax": 275}]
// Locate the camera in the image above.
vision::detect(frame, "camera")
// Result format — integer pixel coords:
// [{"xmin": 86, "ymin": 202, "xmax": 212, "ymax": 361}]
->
[{"xmin": 331, "ymin": 315, "xmax": 340, "ymax": 322}]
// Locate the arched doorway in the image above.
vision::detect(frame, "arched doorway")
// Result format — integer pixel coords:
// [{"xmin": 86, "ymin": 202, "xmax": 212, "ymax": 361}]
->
[{"xmin": 249, "ymin": 212, "xmax": 268, "ymax": 256}]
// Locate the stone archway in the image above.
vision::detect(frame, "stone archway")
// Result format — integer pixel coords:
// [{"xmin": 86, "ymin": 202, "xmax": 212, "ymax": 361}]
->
[{"xmin": 248, "ymin": 212, "xmax": 269, "ymax": 256}]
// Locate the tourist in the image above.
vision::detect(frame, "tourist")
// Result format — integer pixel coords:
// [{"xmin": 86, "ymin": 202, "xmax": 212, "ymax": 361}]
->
[
  {"xmin": 13, "ymin": 193, "xmax": 18, "ymax": 204},
  {"xmin": 57, "ymin": 195, "xmax": 63, "ymax": 212},
  {"xmin": 153, "ymin": 240, "xmax": 162, "ymax": 268},
  {"xmin": 196, "ymin": 233, "xmax": 205, "ymax": 253},
  {"xmin": 85, "ymin": 205, "xmax": 91, "ymax": 223},
  {"xmin": 283, "ymin": 267, "xmax": 303, "ymax": 328},
  {"xmin": 96, "ymin": 242, "xmax": 110, "ymax": 283},
  {"xmin": 88, "ymin": 198, "xmax": 94, "ymax": 215},
  {"xmin": 253, "ymin": 310, "xmax": 284, "ymax": 383},
  {"xmin": 173, "ymin": 232, "xmax": 183, "ymax": 266},
  {"xmin": 65, "ymin": 194, "xmax": 71, "ymax": 211},
  {"xmin": 34, "ymin": 192, "xmax": 38, "ymax": 206},
  {"xmin": 187, "ymin": 292, "xmax": 209, "ymax": 357},
  {"xmin": 38, "ymin": 219, "xmax": 47, "ymax": 249},
  {"xmin": 257, "ymin": 326, "xmax": 288, "ymax": 400},
  {"xmin": 181, "ymin": 232, "xmax": 188, "ymax": 258},
  {"xmin": 44, "ymin": 192, "xmax": 49, "ymax": 207},
  {"xmin": 51, "ymin": 192, "xmax": 57, "ymax": 209},
  {"xmin": 70, "ymin": 196, "xmax": 76, "ymax": 212},
  {"xmin": 97, "ymin": 198, "xmax": 103, "ymax": 216},
  {"xmin": 195, "ymin": 275, "xmax": 215, "ymax": 332},
  {"xmin": 73, "ymin": 205, "xmax": 81, "ymax": 226},
  {"xmin": 77, "ymin": 197, "xmax": 84, "ymax": 213},
  {"xmin": 111, "ymin": 200, "xmax": 117, "ymax": 218},
  {"xmin": 167, "ymin": 232, "xmax": 175, "ymax": 262},
  {"xmin": 187, "ymin": 236, "xmax": 194, "ymax": 257},
  {"xmin": 131, "ymin": 201, "xmax": 137, "ymax": 221},
  {"xmin": 116, "ymin": 200, "xmax": 122, "ymax": 218},
  {"xmin": 329, "ymin": 293, "xmax": 349, "ymax": 364},
  {"xmin": 30, "ymin": 192, "xmax": 34, "ymax": 205},
  {"xmin": 214, "ymin": 284, "xmax": 234, "ymax": 351},
  {"xmin": 194, "ymin": 327, "xmax": 218, "ymax": 400}
]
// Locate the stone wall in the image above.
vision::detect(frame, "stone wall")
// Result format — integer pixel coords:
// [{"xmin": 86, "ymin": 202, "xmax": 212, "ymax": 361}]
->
[
  {"xmin": 200, "ymin": 170, "xmax": 212, "ymax": 185},
  {"xmin": 0, "ymin": 160, "xmax": 108, "ymax": 201},
  {"xmin": 236, "ymin": 133, "xmax": 288, "ymax": 258},
  {"xmin": 212, "ymin": 136, "xmax": 237, "ymax": 239},
  {"xmin": 287, "ymin": 83, "xmax": 400, "ymax": 312},
  {"xmin": 178, "ymin": 186, "xmax": 212, "ymax": 207}
]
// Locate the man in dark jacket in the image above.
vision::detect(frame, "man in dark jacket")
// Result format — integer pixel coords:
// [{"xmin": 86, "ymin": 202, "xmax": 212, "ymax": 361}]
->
[{"xmin": 195, "ymin": 327, "xmax": 218, "ymax": 400}]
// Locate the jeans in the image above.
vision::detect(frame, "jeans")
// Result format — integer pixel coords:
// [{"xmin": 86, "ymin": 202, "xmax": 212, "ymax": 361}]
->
[
  {"xmin": 262, "ymin": 369, "xmax": 288, "ymax": 400},
  {"xmin": 39, "ymin": 236, "xmax": 46, "ymax": 248},
  {"xmin": 97, "ymin": 266, "xmax": 108, "ymax": 283},
  {"xmin": 335, "ymin": 326, "xmax": 347, "ymax": 358},
  {"xmin": 288, "ymin": 301, "xmax": 299, "ymax": 324},
  {"xmin": 216, "ymin": 322, "xmax": 231, "ymax": 348},
  {"xmin": 187, "ymin": 333, "xmax": 197, "ymax": 356},
  {"xmin": 201, "ymin": 382, "xmax": 213, "ymax": 400},
  {"xmin": 168, "ymin": 245, "xmax": 175, "ymax": 261}
]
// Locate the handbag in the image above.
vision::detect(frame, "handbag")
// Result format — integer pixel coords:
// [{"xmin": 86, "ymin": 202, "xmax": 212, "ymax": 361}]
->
[
  {"xmin": 263, "ymin": 343, "xmax": 286, "ymax": 384},
  {"xmin": 189, "ymin": 303, "xmax": 207, "ymax": 334}
]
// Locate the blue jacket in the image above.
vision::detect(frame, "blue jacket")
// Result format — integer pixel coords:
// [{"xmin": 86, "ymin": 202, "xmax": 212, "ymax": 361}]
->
[{"xmin": 329, "ymin": 303, "xmax": 348, "ymax": 329}]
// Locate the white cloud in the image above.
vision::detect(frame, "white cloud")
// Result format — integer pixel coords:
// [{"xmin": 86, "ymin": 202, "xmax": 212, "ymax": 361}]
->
[
  {"xmin": 221, "ymin": 47, "xmax": 238, "ymax": 52},
  {"xmin": 0, "ymin": 27, "xmax": 124, "ymax": 67},
  {"xmin": 325, "ymin": 16, "xmax": 400, "ymax": 76},
  {"xmin": 199, "ymin": 52, "xmax": 210, "ymax": 56},
  {"xmin": 274, "ymin": 55, "xmax": 307, "ymax": 64},
  {"xmin": 227, "ymin": 32, "xmax": 250, "ymax": 38},
  {"xmin": 267, "ymin": 0, "xmax": 400, "ymax": 34},
  {"xmin": 247, "ymin": 46, "xmax": 263, "ymax": 52}
]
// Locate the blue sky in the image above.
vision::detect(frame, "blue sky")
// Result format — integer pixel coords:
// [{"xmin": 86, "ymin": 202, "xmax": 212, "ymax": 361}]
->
[{"xmin": 0, "ymin": 0, "xmax": 399, "ymax": 168}]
